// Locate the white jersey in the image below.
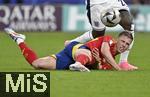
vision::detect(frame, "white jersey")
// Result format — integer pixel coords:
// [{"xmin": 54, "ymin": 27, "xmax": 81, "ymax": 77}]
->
[
  {"xmin": 87, "ymin": 0, "xmax": 109, "ymax": 5},
  {"xmin": 86, "ymin": 0, "xmax": 128, "ymax": 7},
  {"xmin": 86, "ymin": 0, "xmax": 130, "ymax": 31}
]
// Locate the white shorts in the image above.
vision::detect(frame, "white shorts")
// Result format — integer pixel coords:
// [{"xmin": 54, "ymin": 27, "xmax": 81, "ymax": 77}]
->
[{"xmin": 87, "ymin": 0, "xmax": 130, "ymax": 31}]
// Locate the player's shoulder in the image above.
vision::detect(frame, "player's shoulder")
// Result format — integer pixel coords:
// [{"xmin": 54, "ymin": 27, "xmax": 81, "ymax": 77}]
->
[
  {"xmin": 103, "ymin": 35, "xmax": 113, "ymax": 40},
  {"xmin": 102, "ymin": 35, "xmax": 116, "ymax": 44},
  {"xmin": 96, "ymin": 35, "xmax": 115, "ymax": 42}
]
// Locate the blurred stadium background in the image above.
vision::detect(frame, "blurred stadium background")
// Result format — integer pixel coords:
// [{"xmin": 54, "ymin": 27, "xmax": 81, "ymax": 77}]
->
[
  {"xmin": 0, "ymin": 0, "xmax": 150, "ymax": 32},
  {"xmin": 0, "ymin": 0, "xmax": 150, "ymax": 97}
]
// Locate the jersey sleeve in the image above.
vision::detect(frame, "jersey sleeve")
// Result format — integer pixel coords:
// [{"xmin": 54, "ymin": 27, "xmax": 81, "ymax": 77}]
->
[{"xmin": 103, "ymin": 36, "xmax": 114, "ymax": 46}]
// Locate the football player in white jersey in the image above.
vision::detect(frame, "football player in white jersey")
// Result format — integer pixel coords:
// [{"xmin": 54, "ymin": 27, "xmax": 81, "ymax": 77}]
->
[{"xmin": 65, "ymin": 0, "xmax": 135, "ymax": 67}]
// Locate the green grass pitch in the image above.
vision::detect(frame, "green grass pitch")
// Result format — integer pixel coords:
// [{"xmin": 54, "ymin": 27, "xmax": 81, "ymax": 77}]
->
[{"xmin": 0, "ymin": 32, "xmax": 150, "ymax": 97}]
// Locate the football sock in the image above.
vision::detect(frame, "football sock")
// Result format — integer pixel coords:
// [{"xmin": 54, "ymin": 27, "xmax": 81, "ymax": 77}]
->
[
  {"xmin": 119, "ymin": 50, "xmax": 130, "ymax": 62},
  {"xmin": 70, "ymin": 30, "xmax": 94, "ymax": 43},
  {"xmin": 18, "ymin": 42, "xmax": 38, "ymax": 64},
  {"xmin": 75, "ymin": 54, "xmax": 90, "ymax": 65}
]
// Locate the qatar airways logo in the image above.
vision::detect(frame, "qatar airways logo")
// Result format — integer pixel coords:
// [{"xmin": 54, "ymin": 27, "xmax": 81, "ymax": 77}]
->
[{"xmin": 0, "ymin": 5, "xmax": 57, "ymax": 31}]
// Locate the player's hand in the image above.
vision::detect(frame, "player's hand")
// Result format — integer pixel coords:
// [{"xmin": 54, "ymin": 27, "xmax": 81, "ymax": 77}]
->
[
  {"xmin": 92, "ymin": 48, "xmax": 101, "ymax": 63},
  {"xmin": 119, "ymin": 61, "xmax": 138, "ymax": 71},
  {"xmin": 99, "ymin": 63, "xmax": 113, "ymax": 70}
]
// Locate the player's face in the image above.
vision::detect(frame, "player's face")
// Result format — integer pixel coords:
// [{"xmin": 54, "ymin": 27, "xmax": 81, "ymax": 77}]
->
[{"xmin": 116, "ymin": 35, "xmax": 132, "ymax": 53}]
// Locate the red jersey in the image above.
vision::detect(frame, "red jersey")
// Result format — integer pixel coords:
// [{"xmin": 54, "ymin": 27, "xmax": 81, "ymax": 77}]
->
[{"xmin": 85, "ymin": 36, "xmax": 117, "ymax": 66}]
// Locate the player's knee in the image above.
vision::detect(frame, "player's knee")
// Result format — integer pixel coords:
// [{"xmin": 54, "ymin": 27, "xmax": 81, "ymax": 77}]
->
[
  {"xmin": 75, "ymin": 49, "xmax": 92, "ymax": 61},
  {"xmin": 119, "ymin": 10, "xmax": 133, "ymax": 31},
  {"xmin": 92, "ymin": 29, "xmax": 105, "ymax": 38},
  {"xmin": 32, "ymin": 57, "xmax": 56, "ymax": 70}
]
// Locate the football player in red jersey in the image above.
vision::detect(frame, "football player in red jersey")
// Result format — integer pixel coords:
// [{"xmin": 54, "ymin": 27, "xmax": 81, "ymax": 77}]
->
[
  {"xmin": 5, "ymin": 28, "xmax": 138, "ymax": 72},
  {"xmin": 70, "ymin": 31, "xmax": 137, "ymax": 71},
  {"xmin": 65, "ymin": 0, "xmax": 135, "ymax": 70}
]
